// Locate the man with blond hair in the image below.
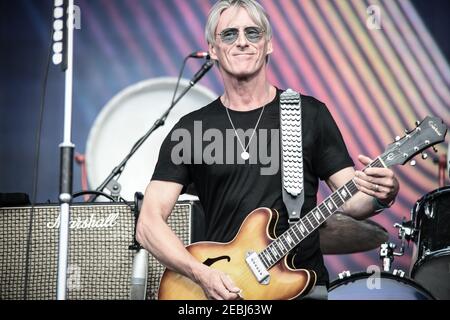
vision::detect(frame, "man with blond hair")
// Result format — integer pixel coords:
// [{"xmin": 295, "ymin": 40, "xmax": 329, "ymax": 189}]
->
[{"xmin": 137, "ymin": 0, "xmax": 399, "ymax": 300}]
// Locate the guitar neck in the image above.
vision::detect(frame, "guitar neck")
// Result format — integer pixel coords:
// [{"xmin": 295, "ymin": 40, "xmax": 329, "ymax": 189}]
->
[{"xmin": 258, "ymin": 157, "xmax": 386, "ymax": 269}]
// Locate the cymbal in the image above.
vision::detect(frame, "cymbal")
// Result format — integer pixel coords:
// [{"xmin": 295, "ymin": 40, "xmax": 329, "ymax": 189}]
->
[{"xmin": 319, "ymin": 213, "xmax": 388, "ymax": 255}]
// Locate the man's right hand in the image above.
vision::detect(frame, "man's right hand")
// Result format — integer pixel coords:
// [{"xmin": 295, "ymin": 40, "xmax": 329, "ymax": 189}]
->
[{"xmin": 194, "ymin": 265, "xmax": 242, "ymax": 300}]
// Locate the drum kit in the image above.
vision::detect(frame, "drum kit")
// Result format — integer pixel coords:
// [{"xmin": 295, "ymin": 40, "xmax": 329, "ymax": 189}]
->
[
  {"xmin": 85, "ymin": 78, "xmax": 449, "ymax": 300},
  {"xmin": 324, "ymin": 187, "xmax": 450, "ymax": 300}
]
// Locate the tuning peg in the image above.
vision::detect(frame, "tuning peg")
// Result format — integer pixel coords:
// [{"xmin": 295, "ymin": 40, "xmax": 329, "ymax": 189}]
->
[
  {"xmin": 422, "ymin": 153, "xmax": 428, "ymax": 160},
  {"xmin": 415, "ymin": 121, "xmax": 421, "ymax": 127},
  {"xmin": 395, "ymin": 136, "xmax": 401, "ymax": 142},
  {"xmin": 410, "ymin": 160, "xmax": 417, "ymax": 166},
  {"xmin": 432, "ymin": 146, "xmax": 438, "ymax": 153}
]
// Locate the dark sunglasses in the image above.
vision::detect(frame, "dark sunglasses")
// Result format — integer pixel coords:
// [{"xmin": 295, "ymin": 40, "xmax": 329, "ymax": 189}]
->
[{"xmin": 217, "ymin": 26, "xmax": 265, "ymax": 44}]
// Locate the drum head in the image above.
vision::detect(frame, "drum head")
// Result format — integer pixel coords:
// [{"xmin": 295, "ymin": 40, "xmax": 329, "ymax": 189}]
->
[
  {"xmin": 329, "ymin": 272, "xmax": 434, "ymax": 300},
  {"xmin": 86, "ymin": 77, "xmax": 218, "ymax": 201},
  {"xmin": 413, "ymin": 251, "xmax": 450, "ymax": 300}
]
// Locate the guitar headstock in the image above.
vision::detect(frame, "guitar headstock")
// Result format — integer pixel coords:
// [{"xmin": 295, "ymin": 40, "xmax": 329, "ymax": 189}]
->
[{"xmin": 380, "ymin": 116, "xmax": 447, "ymax": 167}]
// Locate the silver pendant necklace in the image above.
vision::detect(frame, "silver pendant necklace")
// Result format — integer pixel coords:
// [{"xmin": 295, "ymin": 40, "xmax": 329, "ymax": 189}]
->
[{"xmin": 224, "ymin": 103, "xmax": 267, "ymax": 161}]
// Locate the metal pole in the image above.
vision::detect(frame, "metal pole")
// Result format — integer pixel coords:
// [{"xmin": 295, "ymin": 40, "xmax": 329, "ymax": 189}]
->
[{"xmin": 57, "ymin": 0, "xmax": 75, "ymax": 300}]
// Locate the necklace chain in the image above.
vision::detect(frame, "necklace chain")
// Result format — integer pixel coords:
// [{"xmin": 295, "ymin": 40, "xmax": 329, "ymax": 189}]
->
[{"xmin": 224, "ymin": 103, "xmax": 267, "ymax": 160}]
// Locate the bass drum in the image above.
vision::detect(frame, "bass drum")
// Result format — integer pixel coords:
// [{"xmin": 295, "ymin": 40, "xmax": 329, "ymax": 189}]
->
[
  {"xmin": 86, "ymin": 77, "xmax": 218, "ymax": 201},
  {"xmin": 328, "ymin": 271, "xmax": 434, "ymax": 300},
  {"xmin": 410, "ymin": 186, "xmax": 450, "ymax": 300}
]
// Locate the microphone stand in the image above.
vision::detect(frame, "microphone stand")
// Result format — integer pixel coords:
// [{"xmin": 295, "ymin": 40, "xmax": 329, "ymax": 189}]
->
[
  {"xmin": 91, "ymin": 59, "xmax": 215, "ymax": 202},
  {"xmin": 92, "ymin": 59, "xmax": 214, "ymax": 300},
  {"xmin": 57, "ymin": 0, "xmax": 75, "ymax": 300}
]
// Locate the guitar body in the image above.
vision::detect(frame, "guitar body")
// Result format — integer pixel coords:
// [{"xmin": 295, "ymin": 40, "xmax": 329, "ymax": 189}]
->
[{"xmin": 158, "ymin": 208, "xmax": 316, "ymax": 300}]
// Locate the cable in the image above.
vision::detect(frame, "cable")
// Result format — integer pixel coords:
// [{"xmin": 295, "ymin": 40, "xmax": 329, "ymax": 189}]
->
[
  {"xmin": 170, "ymin": 56, "xmax": 189, "ymax": 111},
  {"xmin": 129, "ymin": 56, "xmax": 189, "ymax": 152},
  {"xmin": 73, "ymin": 191, "xmax": 117, "ymax": 203},
  {"xmin": 23, "ymin": 24, "xmax": 53, "ymax": 300}
]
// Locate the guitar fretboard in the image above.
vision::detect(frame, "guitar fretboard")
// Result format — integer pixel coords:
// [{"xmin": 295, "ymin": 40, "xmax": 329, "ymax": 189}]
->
[{"xmin": 258, "ymin": 158, "xmax": 385, "ymax": 269}]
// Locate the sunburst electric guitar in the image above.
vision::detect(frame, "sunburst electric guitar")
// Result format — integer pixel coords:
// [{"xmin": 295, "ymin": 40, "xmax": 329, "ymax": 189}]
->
[{"xmin": 158, "ymin": 116, "xmax": 447, "ymax": 300}]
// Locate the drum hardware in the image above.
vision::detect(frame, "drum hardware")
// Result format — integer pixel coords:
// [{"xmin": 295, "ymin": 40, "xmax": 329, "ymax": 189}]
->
[
  {"xmin": 394, "ymin": 218, "xmax": 416, "ymax": 242},
  {"xmin": 327, "ymin": 236, "xmax": 436, "ymax": 300},
  {"xmin": 423, "ymin": 202, "xmax": 434, "ymax": 219},
  {"xmin": 376, "ymin": 219, "xmax": 417, "ymax": 273},
  {"xmin": 337, "ymin": 270, "xmax": 351, "ymax": 280},
  {"xmin": 376, "ymin": 218, "xmax": 417, "ymax": 273},
  {"xmin": 392, "ymin": 269, "xmax": 405, "ymax": 277},
  {"xmin": 380, "ymin": 243, "xmax": 397, "ymax": 272}
]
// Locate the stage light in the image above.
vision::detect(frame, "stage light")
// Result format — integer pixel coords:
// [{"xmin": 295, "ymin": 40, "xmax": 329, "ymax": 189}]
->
[
  {"xmin": 53, "ymin": 42, "xmax": 63, "ymax": 54},
  {"xmin": 53, "ymin": 53, "xmax": 63, "ymax": 66},
  {"xmin": 52, "ymin": 0, "xmax": 65, "ymax": 66},
  {"xmin": 54, "ymin": 7, "xmax": 64, "ymax": 19},
  {"xmin": 53, "ymin": 30, "xmax": 63, "ymax": 42}
]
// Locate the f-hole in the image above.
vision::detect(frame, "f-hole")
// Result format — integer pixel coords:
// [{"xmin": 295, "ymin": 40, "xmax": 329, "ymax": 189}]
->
[{"xmin": 203, "ymin": 256, "xmax": 231, "ymax": 267}]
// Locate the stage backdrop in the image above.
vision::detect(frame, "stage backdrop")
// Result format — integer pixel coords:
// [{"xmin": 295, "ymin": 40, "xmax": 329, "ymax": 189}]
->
[{"xmin": 1, "ymin": 0, "xmax": 449, "ymax": 281}]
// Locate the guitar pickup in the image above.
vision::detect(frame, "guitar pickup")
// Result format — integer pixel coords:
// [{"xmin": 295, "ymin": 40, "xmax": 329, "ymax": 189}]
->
[{"xmin": 245, "ymin": 252, "xmax": 270, "ymax": 285}]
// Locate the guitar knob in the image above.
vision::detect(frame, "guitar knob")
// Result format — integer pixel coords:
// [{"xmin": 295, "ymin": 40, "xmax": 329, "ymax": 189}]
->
[
  {"xmin": 422, "ymin": 153, "xmax": 428, "ymax": 160},
  {"xmin": 410, "ymin": 160, "xmax": 417, "ymax": 166}
]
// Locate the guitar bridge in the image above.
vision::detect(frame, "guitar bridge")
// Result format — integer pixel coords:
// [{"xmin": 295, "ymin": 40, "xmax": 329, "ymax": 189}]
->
[{"xmin": 245, "ymin": 252, "xmax": 270, "ymax": 285}]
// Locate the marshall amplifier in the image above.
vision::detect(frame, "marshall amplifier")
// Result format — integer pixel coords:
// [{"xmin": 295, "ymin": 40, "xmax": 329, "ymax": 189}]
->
[{"xmin": 0, "ymin": 200, "xmax": 203, "ymax": 300}]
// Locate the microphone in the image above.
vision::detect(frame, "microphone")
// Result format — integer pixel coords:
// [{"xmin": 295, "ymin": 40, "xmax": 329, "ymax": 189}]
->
[
  {"xmin": 130, "ymin": 249, "xmax": 149, "ymax": 300},
  {"xmin": 189, "ymin": 51, "xmax": 210, "ymax": 59},
  {"xmin": 190, "ymin": 59, "xmax": 215, "ymax": 86}
]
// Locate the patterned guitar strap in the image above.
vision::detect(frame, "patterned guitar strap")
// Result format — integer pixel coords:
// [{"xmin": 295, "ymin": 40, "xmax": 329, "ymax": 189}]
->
[{"xmin": 280, "ymin": 89, "xmax": 304, "ymax": 226}]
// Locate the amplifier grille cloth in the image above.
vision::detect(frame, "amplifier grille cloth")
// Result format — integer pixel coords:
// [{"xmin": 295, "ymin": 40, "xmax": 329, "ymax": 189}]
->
[{"xmin": 0, "ymin": 202, "xmax": 192, "ymax": 300}]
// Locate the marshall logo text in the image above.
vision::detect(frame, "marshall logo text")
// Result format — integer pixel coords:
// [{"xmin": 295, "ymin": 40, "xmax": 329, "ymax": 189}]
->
[{"xmin": 47, "ymin": 213, "xmax": 119, "ymax": 229}]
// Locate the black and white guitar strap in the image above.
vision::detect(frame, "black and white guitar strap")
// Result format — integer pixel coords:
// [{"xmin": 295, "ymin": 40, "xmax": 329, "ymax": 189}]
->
[{"xmin": 280, "ymin": 89, "xmax": 304, "ymax": 225}]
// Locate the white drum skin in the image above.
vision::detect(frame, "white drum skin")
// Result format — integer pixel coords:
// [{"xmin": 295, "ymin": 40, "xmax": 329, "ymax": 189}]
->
[{"xmin": 86, "ymin": 77, "xmax": 217, "ymax": 201}]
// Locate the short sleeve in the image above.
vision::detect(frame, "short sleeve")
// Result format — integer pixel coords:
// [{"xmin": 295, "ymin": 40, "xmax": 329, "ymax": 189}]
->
[
  {"xmin": 313, "ymin": 102, "xmax": 354, "ymax": 180},
  {"xmin": 151, "ymin": 120, "xmax": 192, "ymax": 192}
]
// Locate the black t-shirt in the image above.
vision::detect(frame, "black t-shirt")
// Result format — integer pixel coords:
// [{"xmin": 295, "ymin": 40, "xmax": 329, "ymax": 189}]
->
[{"xmin": 152, "ymin": 89, "xmax": 354, "ymax": 285}]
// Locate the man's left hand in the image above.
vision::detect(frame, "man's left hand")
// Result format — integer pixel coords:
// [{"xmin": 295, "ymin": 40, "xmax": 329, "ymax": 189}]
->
[{"xmin": 354, "ymin": 155, "xmax": 399, "ymax": 205}]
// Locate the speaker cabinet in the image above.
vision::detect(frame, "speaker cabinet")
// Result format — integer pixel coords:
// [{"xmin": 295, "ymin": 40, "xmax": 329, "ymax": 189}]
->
[{"xmin": 0, "ymin": 201, "xmax": 201, "ymax": 300}]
